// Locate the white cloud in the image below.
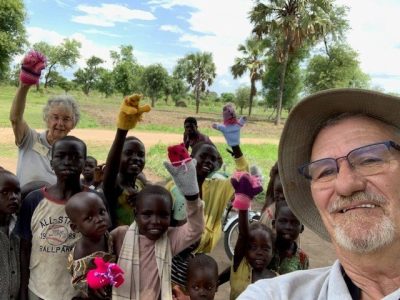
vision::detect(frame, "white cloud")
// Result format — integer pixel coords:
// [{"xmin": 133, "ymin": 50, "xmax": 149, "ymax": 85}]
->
[
  {"xmin": 72, "ymin": 4, "xmax": 156, "ymax": 27},
  {"xmin": 83, "ymin": 29, "xmax": 122, "ymax": 38},
  {"xmin": 27, "ymin": 27, "xmax": 65, "ymax": 45},
  {"xmin": 160, "ymin": 25, "xmax": 183, "ymax": 34}
]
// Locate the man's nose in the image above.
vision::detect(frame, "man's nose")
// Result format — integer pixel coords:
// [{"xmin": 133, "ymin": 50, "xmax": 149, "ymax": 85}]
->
[{"xmin": 334, "ymin": 160, "xmax": 366, "ymax": 197}]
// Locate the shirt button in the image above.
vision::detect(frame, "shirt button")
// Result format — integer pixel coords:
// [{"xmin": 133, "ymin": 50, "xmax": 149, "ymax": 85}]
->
[
  {"xmin": 12, "ymin": 270, "xmax": 16, "ymax": 274},
  {"xmin": 10, "ymin": 247, "xmax": 13, "ymax": 251}
]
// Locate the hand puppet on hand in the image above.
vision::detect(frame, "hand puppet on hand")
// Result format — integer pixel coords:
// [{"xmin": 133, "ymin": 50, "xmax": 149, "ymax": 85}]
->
[
  {"xmin": 19, "ymin": 50, "xmax": 47, "ymax": 85},
  {"xmin": 117, "ymin": 94, "xmax": 151, "ymax": 130},
  {"xmin": 163, "ymin": 143, "xmax": 199, "ymax": 197},
  {"xmin": 231, "ymin": 171, "xmax": 263, "ymax": 210},
  {"xmin": 212, "ymin": 103, "xmax": 246, "ymax": 146},
  {"xmin": 87, "ymin": 257, "xmax": 124, "ymax": 290}
]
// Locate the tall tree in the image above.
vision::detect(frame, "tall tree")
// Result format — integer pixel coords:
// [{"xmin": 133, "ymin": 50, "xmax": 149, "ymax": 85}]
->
[
  {"xmin": 304, "ymin": 42, "xmax": 370, "ymax": 93},
  {"xmin": 73, "ymin": 56, "xmax": 104, "ymax": 95},
  {"xmin": 250, "ymin": 0, "xmax": 341, "ymax": 124},
  {"xmin": 33, "ymin": 39, "xmax": 81, "ymax": 88},
  {"xmin": 231, "ymin": 37, "xmax": 269, "ymax": 116},
  {"xmin": 141, "ymin": 64, "xmax": 169, "ymax": 107},
  {"xmin": 97, "ymin": 69, "xmax": 115, "ymax": 98},
  {"xmin": 174, "ymin": 52, "xmax": 216, "ymax": 113},
  {"xmin": 111, "ymin": 45, "xmax": 143, "ymax": 96},
  {"xmin": 0, "ymin": 0, "xmax": 27, "ymax": 80}
]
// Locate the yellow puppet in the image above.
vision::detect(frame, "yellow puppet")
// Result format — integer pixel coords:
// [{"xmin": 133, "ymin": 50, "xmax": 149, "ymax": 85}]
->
[{"xmin": 117, "ymin": 94, "xmax": 151, "ymax": 130}]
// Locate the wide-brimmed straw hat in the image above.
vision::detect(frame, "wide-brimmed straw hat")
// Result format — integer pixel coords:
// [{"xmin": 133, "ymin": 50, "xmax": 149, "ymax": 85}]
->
[{"xmin": 278, "ymin": 88, "xmax": 400, "ymax": 241}]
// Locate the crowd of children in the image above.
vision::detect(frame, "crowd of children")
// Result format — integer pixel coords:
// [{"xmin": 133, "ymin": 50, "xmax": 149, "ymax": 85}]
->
[{"xmin": 1, "ymin": 50, "xmax": 312, "ymax": 300}]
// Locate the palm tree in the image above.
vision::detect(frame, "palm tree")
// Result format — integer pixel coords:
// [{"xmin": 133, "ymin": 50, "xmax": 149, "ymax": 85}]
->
[
  {"xmin": 231, "ymin": 37, "xmax": 269, "ymax": 116},
  {"xmin": 250, "ymin": 0, "xmax": 335, "ymax": 125},
  {"xmin": 174, "ymin": 52, "xmax": 216, "ymax": 114}
]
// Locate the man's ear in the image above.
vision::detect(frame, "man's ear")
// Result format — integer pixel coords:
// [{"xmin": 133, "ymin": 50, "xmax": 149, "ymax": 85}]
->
[
  {"xmin": 300, "ymin": 224, "xmax": 304, "ymax": 233},
  {"xmin": 70, "ymin": 223, "xmax": 79, "ymax": 233},
  {"xmin": 272, "ymin": 219, "xmax": 276, "ymax": 228}
]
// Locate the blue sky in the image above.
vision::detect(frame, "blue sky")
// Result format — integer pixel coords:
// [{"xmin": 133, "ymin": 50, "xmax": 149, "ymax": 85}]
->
[{"xmin": 23, "ymin": 0, "xmax": 400, "ymax": 94}]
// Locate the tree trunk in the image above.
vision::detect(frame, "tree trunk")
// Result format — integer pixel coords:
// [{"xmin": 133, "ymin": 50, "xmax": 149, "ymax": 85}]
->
[
  {"xmin": 195, "ymin": 88, "xmax": 200, "ymax": 114},
  {"xmin": 151, "ymin": 97, "xmax": 156, "ymax": 107},
  {"xmin": 275, "ymin": 37, "xmax": 291, "ymax": 126},
  {"xmin": 248, "ymin": 78, "xmax": 256, "ymax": 116}
]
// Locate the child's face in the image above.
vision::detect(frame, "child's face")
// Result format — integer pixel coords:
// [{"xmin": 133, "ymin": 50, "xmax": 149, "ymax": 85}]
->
[
  {"xmin": 51, "ymin": 140, "xmax": 86, "ymax": 179},
  {"xmin": 120, "ymin": 140, "xmax": 145, "ymax": 176},
  {"xmin": 246, "ymin": 228, "xmax": 273, "ymax": 272},
  {"xmin": 70, "ymin": 194, "xmax": 110, "ymax": 238},
  {"xmin": 0, "ymin": 173, "xmax": 21, "ymax": 215},
  {"xmin": 273, "ymin": 176, "xmax": 285, "ymax": 203},
  {"xmin": 192, "ymin": 145, "xmax": 219, "ymax": 177},
  {"xmin": 136, "ymin": 194, "xmax": 171, "ymax": 240},
  {"xmin": 82, "ymin": 157, "xmax": 97, "ymax": 180},
  {"xmin": 187, "ymin": 267, "xmax": 218, "ymax": 300},
  {"xmin": 274, "ymin": 206, "xmax": 303, "ymax": 242}
]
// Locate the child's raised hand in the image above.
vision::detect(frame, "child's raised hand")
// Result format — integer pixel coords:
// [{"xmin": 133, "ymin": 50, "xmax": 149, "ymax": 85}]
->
[
  {"xmin": 117, "ymin": 94, "xmax": 151, "ymax": 130},
  {"xmin": 20, "ymin": 50, "xmax": 47, "ymax": 85},
  {"xmin": 231, "ymin": 171, "xmax": 263, "ymax": 210},
  {"xmin": 163, "ymin": 143, "xmax": 199, "ymax": 197}
]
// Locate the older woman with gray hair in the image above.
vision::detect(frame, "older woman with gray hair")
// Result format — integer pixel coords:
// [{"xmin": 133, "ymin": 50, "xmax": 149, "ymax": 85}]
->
[{"xmin": 9, "ymin": 50, "xmax": 80, "ymax": 186}]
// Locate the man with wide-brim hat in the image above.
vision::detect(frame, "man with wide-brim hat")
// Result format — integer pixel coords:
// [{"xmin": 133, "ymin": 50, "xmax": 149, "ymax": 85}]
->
[{"xmin": 239, "ymin": 88, "xmax": 400, "ymax": 299}]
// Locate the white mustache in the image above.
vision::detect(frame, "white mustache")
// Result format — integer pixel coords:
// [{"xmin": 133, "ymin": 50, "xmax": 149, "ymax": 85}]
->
[{"xmin": 328, "ymin": 192, "xmax": 387, "ymax": 213}]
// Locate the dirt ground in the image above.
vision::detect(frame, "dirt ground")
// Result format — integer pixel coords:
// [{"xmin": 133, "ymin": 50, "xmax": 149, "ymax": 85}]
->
[{"xmin": 0, "ymin": 127, "xmax": 337, "ymax": 298}]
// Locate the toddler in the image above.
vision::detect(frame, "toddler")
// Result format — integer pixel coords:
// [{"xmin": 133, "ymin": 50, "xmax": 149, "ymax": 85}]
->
[
  {"xmin": 66, "ymin": 192, "xmax": 115, "ymax": 299},
  {"xmin": 0, "ymin": 169, "xmax": 21, "ymax": 300},
  {"xmin": 81, "ymin": 156, "xmax": 98, "ymax": 189},
  {"xmin": 269, "ymin": 201, "xmax": 309, "ymax": 274},
  {"xmin": 111, "ymin": 148, "xmax": 204, "ymax": 299}
]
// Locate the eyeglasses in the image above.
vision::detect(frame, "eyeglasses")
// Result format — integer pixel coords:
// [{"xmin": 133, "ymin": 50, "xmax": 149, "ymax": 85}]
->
[
  {"xmin": 298, "ymin": 140, "xmax": 400, "ymax": 183},
  {"xmin": 49, "ymin": 114, "xmax": 73, "ymax": 123}
]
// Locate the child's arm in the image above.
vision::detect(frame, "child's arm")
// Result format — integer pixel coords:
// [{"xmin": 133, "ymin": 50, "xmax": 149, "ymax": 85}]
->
[
  {"xmin": 19, "ymin": 239, "xmax": 31, "ymax": 300},
  {"xmin": 110, "ymin": 225, "xmax": 129, "ymax": 260},
  {"xmin": 218, "ymin": 266, "xmax": 231, "ymax": 286},
  {"xmin": 230, "ymin": 172, "xmax": 263, "ymax": 271},
  {"xmin": 163, "ymin": 149, "xmax": 204, "ymax": 254}
]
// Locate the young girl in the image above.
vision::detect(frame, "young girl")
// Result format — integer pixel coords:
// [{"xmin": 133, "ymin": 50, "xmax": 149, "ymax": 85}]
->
[
  {"xmin": 0, "ymin": 169, "xmax": 21, "ymax": 300},
  {"xmin": 227, "ymin": 172, "xmax": 277, "ymax": 299},
  {"xmin": 269, "ymin": 201, "xmax": 309, "ymax": 274},
  {"xmin": 111, "ymin": 147, "xmax": 204, "ymax": 299},
  {"xmin": 65, "ymin": 192, "xmax": 114, "ymax": 299},
  {"xmin": 103, "ymin": 94, "xmax": 150, "ymax": 227}
]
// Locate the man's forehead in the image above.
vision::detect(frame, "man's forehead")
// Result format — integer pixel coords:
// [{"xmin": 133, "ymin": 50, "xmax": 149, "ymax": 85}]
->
[{"xmin": 53, "ymin": 140, "xmax": 85, "ymax": 152}]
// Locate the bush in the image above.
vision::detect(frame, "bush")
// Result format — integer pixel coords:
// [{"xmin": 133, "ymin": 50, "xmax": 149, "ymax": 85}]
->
[{"xmin": 176, "ymin": 100, "xmax": 187, "ymax": 107}]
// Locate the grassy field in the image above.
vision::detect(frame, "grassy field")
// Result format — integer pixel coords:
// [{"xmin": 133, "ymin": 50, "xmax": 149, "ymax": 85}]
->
[{"xmin": 1, "ymin": 84, "xmax": 283, "ymax": 195}]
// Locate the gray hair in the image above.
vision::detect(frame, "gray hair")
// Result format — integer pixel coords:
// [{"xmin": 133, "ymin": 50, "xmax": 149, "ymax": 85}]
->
[{"xmin": 42, "ymin": 95, "xmax": 80, "ymax": 126}]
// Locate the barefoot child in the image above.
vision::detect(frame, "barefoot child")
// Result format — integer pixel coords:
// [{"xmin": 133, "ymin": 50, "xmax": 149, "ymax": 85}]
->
[
  {"xmin": 15, "ymin": 136, "xmax": 89, "ymax": 300},
  {"xmin": 186, "ymin": 254, "xmax": 219, "ymax": 300},
  {"xmin": 103, "ymin": 94, "xmax": 150, "ymax": 227},
  {"xmin": 0, "ymin": 169, "xmax": 21, "ymax": 300},
  {"xmin": 269, "ymin": 201, "xmax": 309, "ymax": 274},
  {"xmin": 65, "ymin": 192, "xmax": 115, "ymax": 299},
  {"xmin": 111, "ymin": 146, "xmax": 204, "ymax": 299},
  {"xmin": 227, "ymin": 172, "xmax": 276, "ymax": 299}
]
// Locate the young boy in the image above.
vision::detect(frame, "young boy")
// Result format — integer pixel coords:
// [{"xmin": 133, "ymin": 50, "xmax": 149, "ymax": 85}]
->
[
  {"xmin": 0, "ymin": 169, "xmax": 21, "ymax": 300},
  {"xmin": 269, "ymin": 201, "xmax": 309, "ymax": 274},
  {"xmin": 15, "ymin": 136, "xmax": 90, "ymax": 300}
]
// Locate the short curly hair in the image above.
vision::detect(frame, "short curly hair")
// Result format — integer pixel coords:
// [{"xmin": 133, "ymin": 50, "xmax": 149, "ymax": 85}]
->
[{"xmin": 43, "ymin": 95, "xmax": 80, "ymax": 127}]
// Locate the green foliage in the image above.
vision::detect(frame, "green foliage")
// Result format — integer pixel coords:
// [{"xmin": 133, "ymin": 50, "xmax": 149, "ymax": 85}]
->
[
  {"xmin": 220, "ymin": 92, "xmax": 235, "ymax": 103},
  {"xmin": 111, "ymin": 45, "xmax": 143, "ymax": 96},
  {"xmin": 169, "ymin": 76, "xmax": 188, "ymax": 105},
  {"xmin": 262, "ymin": 47, "xmax": 306, "ymax": 111},
  {"xmin": 33, "ymin": 39, "xmax": 81, "ymax": 88},
  {"xmin": 141, "ymin": 64, "xmax": 169, "ymax": 107},
  {"xmin": 173, "ymin": 52, "xmax": 216, "ymax": 113},
  {"xmin": 235, "ymin": 86, "xmax": 251, "ymax": 114},
  {"xmin": 97, "ymin": 69, "xmax": 115, "ymax": 97},
  {"xmin": 73, "ymin": 56, "xmax": 104, "ymax": 95},
  {"xmin": 0, "ymin": 0, "xmax": 27, "ymax": 80},
  {"xmin": 304, "ymin": 42, "xmax": 370, "ymax": 93}
]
